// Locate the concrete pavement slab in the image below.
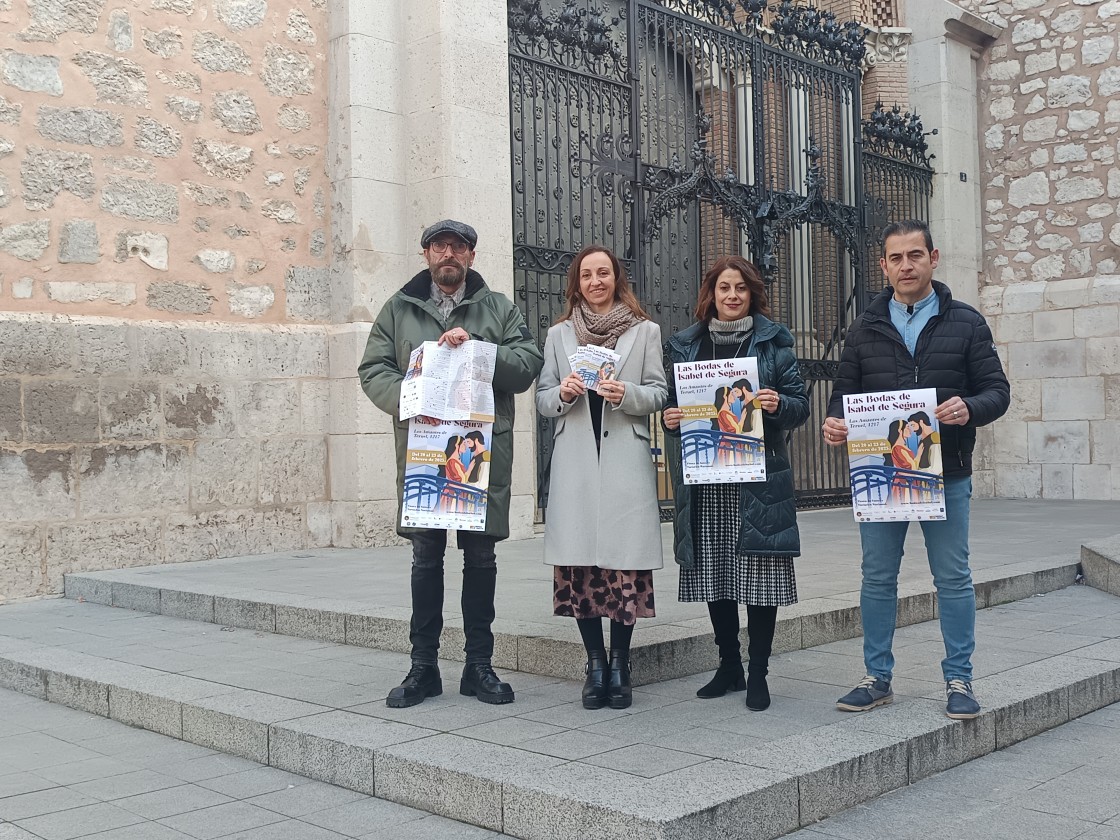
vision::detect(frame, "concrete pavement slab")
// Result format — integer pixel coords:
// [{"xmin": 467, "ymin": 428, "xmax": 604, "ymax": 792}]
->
[
  {"xmin": 3, "ymin": 531, "xmax": 1120, "ymax": 839},
  {"xmin": 60, "ymin": 500, "xmax": 1120, "ymax": 682}
]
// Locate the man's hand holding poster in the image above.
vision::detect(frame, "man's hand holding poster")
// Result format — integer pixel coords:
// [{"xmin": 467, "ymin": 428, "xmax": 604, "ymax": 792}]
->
[
  {"xmin": 843, "ymin": 388, "xmax": 946, "ymax": 522},
  {"xmin": 402, "ymin": 417, "xmax": 493, "ymax": 530}
]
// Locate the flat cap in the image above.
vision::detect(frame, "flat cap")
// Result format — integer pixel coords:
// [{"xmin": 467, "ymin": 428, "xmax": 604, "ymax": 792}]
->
[{"xmin": 420, "ymin": 219, "xmax": 478, "ymax": 250}]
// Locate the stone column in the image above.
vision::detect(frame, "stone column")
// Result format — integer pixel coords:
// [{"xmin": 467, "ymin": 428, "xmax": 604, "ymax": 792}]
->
[
  {"xmin": 327, "ymin": 0, "xmax": 531, "ymax": 545},
  {"xmin": 906, "ymin": 1, "xmax": 1003, "ymax": 309}
]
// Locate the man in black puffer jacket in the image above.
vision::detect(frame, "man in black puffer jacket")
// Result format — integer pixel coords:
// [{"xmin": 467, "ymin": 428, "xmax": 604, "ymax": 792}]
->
[{"xmin": 822, "ymin": 220, "xmax": 1010, "ymax": 722}]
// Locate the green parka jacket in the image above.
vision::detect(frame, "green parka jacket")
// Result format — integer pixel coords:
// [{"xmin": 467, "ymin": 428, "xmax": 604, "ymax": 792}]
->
[{"xmin": 357, "ymin": 269, "xmax": 544, "ymax": 539}]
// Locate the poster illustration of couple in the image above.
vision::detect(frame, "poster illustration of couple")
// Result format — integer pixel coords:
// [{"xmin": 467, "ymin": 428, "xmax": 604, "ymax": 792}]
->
[
  {"xmin": 673, "ymin": 357, "xmax": 766, "ymax": 484},
  {"xmin": 568, "ymin": 345, "xmax": 621, "ymax": 393},
  {"xmin": 843, "ymin": 388, "xmax": 946, "ymax": 522},
  {"xmin": 401, "ymin": 417, "xmax": 493, "ymax": 530}
]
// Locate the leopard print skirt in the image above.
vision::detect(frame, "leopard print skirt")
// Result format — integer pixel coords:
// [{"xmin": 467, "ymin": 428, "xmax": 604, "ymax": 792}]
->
[{"xmin": 552, "ymin": 565, "xmax": 656, "ymax": 626}]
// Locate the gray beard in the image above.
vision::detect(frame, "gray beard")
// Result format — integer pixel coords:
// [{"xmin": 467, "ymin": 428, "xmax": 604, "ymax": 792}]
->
[{"xmin": 433, "ymin": 264, "xmax": 466, "ymax": 290}]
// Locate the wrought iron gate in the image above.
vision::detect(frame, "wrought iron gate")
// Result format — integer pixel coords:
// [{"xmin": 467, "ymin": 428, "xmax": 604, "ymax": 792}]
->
[{"xmin": 509, "ymin": 0, "xmax": 934, "ymax": 511}]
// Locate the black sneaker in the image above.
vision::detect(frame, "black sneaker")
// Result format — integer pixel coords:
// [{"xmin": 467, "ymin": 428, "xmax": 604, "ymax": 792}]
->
[
  {"xmin": 460, "ymin": 664, "xmax": 515, "ymax": 705},
  {"xmin": 386, "ymin": 663, "xmax": 441, "ymax": 708},
  {"xmin": 946, "ymin": 679, "xmax": 980, "ymax": 720},
  {"xmin": 836, "ymin": 676, "xmax": 893, "ymax": 712}
]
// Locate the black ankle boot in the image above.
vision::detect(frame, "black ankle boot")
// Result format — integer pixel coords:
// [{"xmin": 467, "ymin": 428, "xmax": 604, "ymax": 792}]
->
[
  {"xmin": 386, "ymin": 662, "xmax": 442, "ymax": 708},
  {"xmin": 607, "ymin": 649, "xmax": 632, "ymax": 709},
  {"xmin": 582, "ymin": 651, "xmax": 608, "ymax": 710},
  {"xmin": 745, "ymin": 671, "xmax": 770, "ymax": 711},
  {"xmin": 696, "ymin": 657, "xmax": 746, "ymax": 699}
]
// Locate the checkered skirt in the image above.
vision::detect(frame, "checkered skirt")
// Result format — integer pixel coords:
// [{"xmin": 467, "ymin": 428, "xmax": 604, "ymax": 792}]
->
[{"xmin": 678, "ymin": 483, "xmax": 798, "ymax": 606}]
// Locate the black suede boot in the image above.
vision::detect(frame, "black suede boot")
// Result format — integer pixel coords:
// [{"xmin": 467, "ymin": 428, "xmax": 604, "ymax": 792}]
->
[
  {"xmin": 582, "ymin": 650, "xmax": 609, "ymax": 709},
  {"xmin": 607, "ymin": 648, "xmax": 632, "ymax": 709},
  {"xmin": 696, "ymin": 658, "xmax": 746, "ymax": 699},
  {"xmin": 745, "ymin": 671, "xmax": 770, "ymax": 711},
  {"xmin": 698, "ymin": 600, "xmax": 744, "ymax": 698},
  {"xmin": 746, "ymin": 604, "xmax": 777, "ymax": 711}
]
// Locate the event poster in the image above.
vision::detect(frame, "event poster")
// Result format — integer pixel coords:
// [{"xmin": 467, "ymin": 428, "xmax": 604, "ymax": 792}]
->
[
  {"xmin": 399, "ymin": 340, "xmax": 497, "ymax": 423},
  {"xmin": 568, "ymin": 345, "xmax": 621, "ymax": 393},
  {"xmin": 843, "ymin": 388, "xmax": 946, "ymax": 522},
  {"xmin": 673, "ymin": 357, "xmax": 766, "ymax": 484},
  {"xmin": 401, "ymin": 417, "xmax": 493, "ymax": 531}
]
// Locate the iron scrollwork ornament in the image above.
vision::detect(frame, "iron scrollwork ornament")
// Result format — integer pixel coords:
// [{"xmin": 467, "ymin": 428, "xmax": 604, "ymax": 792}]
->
[
  {"xmin": 862, "ymin": 101, "xmax": 936, "ymax": 168},
  {"xmin": 768, "ymin": 1, "xmax": 867, "ymax": 68},
  {"xmin": 508, "ymin": 0, "xmax": 627, "ymax": 80},
  {"xmin": 671, "ymin": 0, "xmax": 767, "ymax": 31},
  {"xmin": 641, "ymin": 111, "xmax": 756, "ymax": 245},
  {"xmin": 755, "ymin": 142, "xmax": 861, "ymax": 279},
  {"xmin": 653, "ymin": 1, "xmax": 865, "ymax": 70}
]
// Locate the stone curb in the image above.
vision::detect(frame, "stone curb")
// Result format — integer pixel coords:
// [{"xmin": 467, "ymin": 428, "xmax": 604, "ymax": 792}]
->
[
  {"xmin": 62, "ymin": 557, "xmax": 1080, "ymax": 685},
  {"xmin": 1, "ymin": 631, "xmax": 1119, "ymax": 839},
  {"xmin": 1082, "ymin": 534, "xmax": 1120, "ymax": 598}
]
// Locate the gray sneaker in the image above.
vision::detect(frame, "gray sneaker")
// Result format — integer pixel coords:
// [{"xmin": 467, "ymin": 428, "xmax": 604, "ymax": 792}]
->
[
  {"xmin": 836, "ymin": 676, "xmax": 893, "ymax": 712},
  {"xmin": 945, "ymin": 679, "xmax": 980, "ymax": 720}
]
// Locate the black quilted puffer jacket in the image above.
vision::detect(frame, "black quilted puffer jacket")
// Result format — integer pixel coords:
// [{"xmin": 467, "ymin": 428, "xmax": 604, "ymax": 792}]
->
[
  {"xmin": 827, "ymin": 281, "xmax": 1010, "ymax": 478},
  {"xmin": 663, "ymin": 314, "xmax": 811, "ymax": 570}
]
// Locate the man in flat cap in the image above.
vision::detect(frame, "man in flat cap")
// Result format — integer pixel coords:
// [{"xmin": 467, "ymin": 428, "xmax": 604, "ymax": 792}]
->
[{"xmin": 359, "ymin": 220, "xmax": 543, "ymax": 708}]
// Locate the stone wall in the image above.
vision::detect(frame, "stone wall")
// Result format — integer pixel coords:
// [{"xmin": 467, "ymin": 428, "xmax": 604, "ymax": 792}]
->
[
  {"xmin": 0, "ymin": 0, "xmax": 329, "ymax": 317},
  {"xmin": 961, "ymin": 0, "xmax": 1120, "ymax": 500},
  {"xmin": 0, "ymin": 0, "xmax": 332, "ymax": 602}
]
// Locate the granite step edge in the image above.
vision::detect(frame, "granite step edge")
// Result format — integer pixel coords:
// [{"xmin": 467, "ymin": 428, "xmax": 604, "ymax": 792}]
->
[
  {"xmin": 61, "ymin": 558, "xmax": 1081, "ymax": 686},
  {"xmin": 1, "ymin": 634, "xmax": 1119, "ymax": 840}
]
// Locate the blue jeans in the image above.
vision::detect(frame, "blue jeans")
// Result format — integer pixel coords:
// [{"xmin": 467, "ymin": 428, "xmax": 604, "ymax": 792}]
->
[{"xmin": 858, "ymin": 476, "xmax": 975, "ymax": 683}]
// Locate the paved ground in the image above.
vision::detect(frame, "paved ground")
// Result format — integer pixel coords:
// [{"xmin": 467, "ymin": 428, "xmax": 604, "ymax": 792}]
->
[
  {"xmin": 2, "ymin": 582, "xmax": 1120, "ymax": 837},
  {"xmin": 3, "ymin": 681, "xmax": 1120, "ymax": 840},
  {"xmin": 65, "ymin": 499, "xmax": 1119, "ymax": 634},
  {"xmin": 4, "ymin": 584, "xmax": 1120, "ymax": 758},
  {"xmin": 0, "ymin": 688, "xmax": 502, "ymax": 840},
  {"xmin": 788, "ymin": 702, "xmax": 1120, "ymax": 840},
  {"xmin": 3, "ymin": 500, "xmax": 1118, "ymax": 838}
]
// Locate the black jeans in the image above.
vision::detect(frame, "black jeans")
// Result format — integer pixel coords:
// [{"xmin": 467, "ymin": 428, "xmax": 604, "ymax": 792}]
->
[{"xmin": 409, "ymin": 529, "xmax": 498, "ymax": 666}]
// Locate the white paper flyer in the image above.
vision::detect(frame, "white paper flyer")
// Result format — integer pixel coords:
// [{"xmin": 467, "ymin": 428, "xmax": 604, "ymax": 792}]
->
[
  {"xmin": 843, "ymin": 388, "xmax": 946, "ymax": 522},
  {"xmin": 398, "ymin": 340, "xmax": 497, "ymax": 422},
  {"xmin": 568, "ymin": 345, "xmax": 622, "ymax": 393},
  {"xmin": 673, "ymin": 357, "xmax": 766, "ymax": 484},
  {"xmin": 400, "ymin": 417, "xmax": 493, "ymax": 531}
]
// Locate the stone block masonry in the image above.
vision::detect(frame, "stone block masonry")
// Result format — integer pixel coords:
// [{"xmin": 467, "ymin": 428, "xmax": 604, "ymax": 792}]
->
[
  {"xmin": 954, "ymin": 0, "xmax": 1120, "ymax": 501},
  {"xmin": 0, "ymin": 0, "xmax": 338, "ymax": 598},
  {"xmin": 0, "ymin": 0, "xmax": 329, "ymax": 323},
  {"xmin": 0, "ymin": 314, "xmax": 330, "ymax": 603}
]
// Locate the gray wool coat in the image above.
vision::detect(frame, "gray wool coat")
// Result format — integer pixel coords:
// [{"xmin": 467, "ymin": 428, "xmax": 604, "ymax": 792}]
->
[{"xmin": 535, "ymin": 319, "xmax": 668, "ymax": 571}]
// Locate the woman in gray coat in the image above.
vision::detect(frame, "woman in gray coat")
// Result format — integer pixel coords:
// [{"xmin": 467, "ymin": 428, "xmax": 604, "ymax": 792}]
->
[
  {"xmin": 536, "ymin": 245, "xmax": 668, "ymax": 711},
  {"xmin": 663, "ymin": 255, "xmax": 810, "ymax": 711}
]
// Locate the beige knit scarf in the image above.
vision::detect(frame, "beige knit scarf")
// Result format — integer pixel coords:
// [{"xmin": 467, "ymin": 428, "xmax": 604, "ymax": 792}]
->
[{"xmin": 570, "ymin": 301, "xmax": 639, "ymax": 349}]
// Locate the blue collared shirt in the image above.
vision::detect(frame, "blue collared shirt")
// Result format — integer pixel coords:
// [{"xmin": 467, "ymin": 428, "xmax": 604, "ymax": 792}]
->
[{"xmin": 889, "ymin": 288, "xmax": 938, "ymax": 356}]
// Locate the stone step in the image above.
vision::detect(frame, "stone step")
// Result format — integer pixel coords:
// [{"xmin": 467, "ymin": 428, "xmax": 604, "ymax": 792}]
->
[
  {"xmin": 3, "ymin": 581, "xmax": 1120, "ymax": 840},
  {"xmin": 62, "ymin": 551, "xmax": 1081, "ymax": 686}
]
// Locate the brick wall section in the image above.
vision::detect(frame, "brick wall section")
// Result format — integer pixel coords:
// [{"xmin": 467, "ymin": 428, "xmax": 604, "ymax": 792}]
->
[
  {"xmin": 954, "ymin": 0, "xmax": 1120, "ymax": 500},
  {"xmin": 0, "ymin": 0, "xmax": 329, "ymax": 321},
  {"xmin": 863, "ymin": 59, "xmax": 910, "ymax": 113},
  {"xmin": 0, "ymin": 0, "xmax": 332, "ymax": 602}
]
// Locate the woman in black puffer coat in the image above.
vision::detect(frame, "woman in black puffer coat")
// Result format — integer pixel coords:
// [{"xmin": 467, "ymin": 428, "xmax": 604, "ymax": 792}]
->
[{"xmin": 662, "ymin": 256, "xmax": 810, "ymax": 711}]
